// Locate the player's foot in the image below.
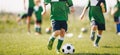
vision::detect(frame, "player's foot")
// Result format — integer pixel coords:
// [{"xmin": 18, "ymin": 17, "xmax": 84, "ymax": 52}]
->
[
  {"xmin": 35, "ymin": 32, "xmax": 40, "ymax": 35},
  {"xmin": 47, "ymin": 39, "xmax": 54, "ymax": 50},
  {"xmin": 90, "ymin": 34, "xmax": 95, "ymax": 41},
  {"xmin": 56, "ymin": 50, "xmax": 60, "ymax": 54},
  {"xmin": 94, "ymin": 43, "xmax": 98, "ymax": 47}
]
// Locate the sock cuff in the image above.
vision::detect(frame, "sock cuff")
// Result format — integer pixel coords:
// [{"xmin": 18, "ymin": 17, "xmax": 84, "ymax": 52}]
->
[
  {"xmin": 51, "ymin": 36, "xmax": 55, "ymax": 39},
  {"xmin": 59, "ymin": 37, "xmax": 64, "ymax": 40},
  {"xmin": 97, "ymin": 35, "xmax": 101, "ymax": 37},
  {"xmin": 35, "ymin": 24, "xmax": 40, "ymax": 28},
  {"xmin": 92, "ymin": 31, "xmax": 96, "ymax": 33}
]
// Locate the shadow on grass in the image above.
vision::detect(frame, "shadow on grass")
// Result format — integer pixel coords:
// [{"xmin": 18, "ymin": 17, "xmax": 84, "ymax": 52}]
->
[
  {"xmin": 102, "ymin": 46, "xmax": 120, "ymax": 48},
  {"xmin": 64, "ymin": 53, "xmax": 119, "ymax": 55}
]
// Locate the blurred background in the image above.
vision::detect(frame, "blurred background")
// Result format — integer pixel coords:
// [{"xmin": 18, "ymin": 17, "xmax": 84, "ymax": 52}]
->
[
  {"xmin": 0, "ymin": 0, "xmax": 117, "ymax": 13},
  {"xmin": 0, "ymin": 0, "xmax": 120, "ymax": 55}
]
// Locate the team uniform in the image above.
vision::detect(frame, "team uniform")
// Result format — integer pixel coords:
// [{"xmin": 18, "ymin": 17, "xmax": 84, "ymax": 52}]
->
[
  {"xmin": 86, "ymin": 0, "xmax": 107, "ymax": 47},
  {"xmin": 45, "ymin": 0, "xmax": 73, "ymax": 32},
  {"xmin": 114, "ymin": 1, "xmax": 120, "ymax": 34},
  {"xmin": 34, "ymin": 5, "xmax": 43, "ymax": 33},
  {"xmin": 27, "ymin": 0, "xmax": 35, "ymax": 17},
  {"xmin": 44, "ymin": 0, "xmax": 73, "ymax": 53},
  {"xmin": 87, "ymin": 0, "xmax": 107, "ymax": 30}
]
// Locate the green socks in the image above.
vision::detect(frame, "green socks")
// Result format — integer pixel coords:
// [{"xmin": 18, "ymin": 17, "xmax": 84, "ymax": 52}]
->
[
  {"xmin": 48, "ymin": 36, "xmax": 55, "ymax": 50},
  {"xmin": 35, "ymin": 27, "xmax": 41, "ymax": 33},
  {"xmin": 92, "ymin": 31, "xmax": 95, "ymax": 36},
  {"xmin": 95, "ymin": 35, "xmax": 101, "ymax": 44},
  {"xmin": 57, "ymin": 38, "xmax": 64, "ymax": 51},
  {"xmin": 48, "ymin": 36, "xmax": 64, "ymax": 51},
  {"xmin": 90, "ymin": 31, "xmax": 95, "ymax": 41},
  {"xmin": 50, "ymin": 37, "xmax": 55, "ymax": 42}
]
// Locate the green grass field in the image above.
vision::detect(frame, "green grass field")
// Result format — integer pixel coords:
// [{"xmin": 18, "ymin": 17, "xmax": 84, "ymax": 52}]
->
[{"xmin": 0, "ymin": 13, "xmax": 120, "ymax": 55}]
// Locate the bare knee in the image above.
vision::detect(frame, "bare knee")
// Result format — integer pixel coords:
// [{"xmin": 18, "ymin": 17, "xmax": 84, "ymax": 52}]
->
[
  {"xmin": 60, "ymin": 29, "xmax": 66, "ymax": 37},
  {"xmin": 52, "ymin": 30, "xmax": 61, "ymax": 37}
]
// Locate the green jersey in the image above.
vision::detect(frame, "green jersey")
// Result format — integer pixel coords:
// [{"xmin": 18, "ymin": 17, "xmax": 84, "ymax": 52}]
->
[
  {"xmin": 34, "ymin": 6, "xmax": 43, "ymax": 20},
  {"xmin": 114, "ymin": 1, "xmax": 120, "ymax": 17},
  {"xmin": 29, "ymin": 0, "xmax": 35, "ymax": 8},
  {"xmin": 87, "ymin": 0, "xmax": 106, "ymax": 24},
  {"xmin": 44, "ymin": 0, "xmax": 73, "ymax": 21}
]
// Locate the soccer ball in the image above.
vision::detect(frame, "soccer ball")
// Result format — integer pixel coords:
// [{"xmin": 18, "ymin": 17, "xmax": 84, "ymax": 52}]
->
[
  {"xmin": 81, "ymin": 27, "xmax": 88, "ymax": 33},
  {"xmin": 62, "ymin": 44, "xmax": 75, "ymax": 54},
  {"xmin": 45, "ymin": 27, "xmax": 52, "ymax": 34}
]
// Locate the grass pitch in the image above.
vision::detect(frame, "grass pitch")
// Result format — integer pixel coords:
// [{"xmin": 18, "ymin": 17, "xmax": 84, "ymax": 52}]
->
[{"xmin": 0, "ymin": 13, "xmax": 120, "ymax": 55}]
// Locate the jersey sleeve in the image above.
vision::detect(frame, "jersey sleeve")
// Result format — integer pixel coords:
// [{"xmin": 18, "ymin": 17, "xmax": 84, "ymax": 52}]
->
[
  {"xmin": 66, "ymin": 0, "xmax": 73, "ymax": 7},
  {"xmin": 44, "ymin": 0, "xmax": 51, "ymax": 5}
]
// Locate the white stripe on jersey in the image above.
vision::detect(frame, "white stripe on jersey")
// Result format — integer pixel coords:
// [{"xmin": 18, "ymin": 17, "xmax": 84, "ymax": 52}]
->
[
  {"xmin": 90, "ymin": 0, "xmax": 98, "ymax": 6},
  {"xmin": 51, "ymin": 0, "xmax": 59, "ymax": 2}
]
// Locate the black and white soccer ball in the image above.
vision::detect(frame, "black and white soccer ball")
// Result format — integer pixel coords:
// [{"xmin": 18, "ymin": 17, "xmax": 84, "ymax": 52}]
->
[
  {"xmin": 81, "ymin": 27, "xmax": 88, "ymax": 33},
  {"xmin": 45, "ymin": 27, "xmax": 52, "ymax": 34},
  {"xmin": 62, "ymin": 44, "xmax": 75, "ymax": 54}
]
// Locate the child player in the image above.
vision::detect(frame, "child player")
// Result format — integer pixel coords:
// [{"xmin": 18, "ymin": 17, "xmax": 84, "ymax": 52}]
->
[
  {"xmin": 44, "ymin": 0, "xmax": 74, "ymax": 53},
  {"xmin": 80, "ymin": 0, "xmax": 107, "ymax": 47},
  {"xmin": 17, "ymin": 0, "xmax": 28, "ymax": 25},
  {"xmin": 111, "ymin": 0, "xmax": 120, "ymax": 35},
  {"xmin": 17, "ymin": 11, "xmax": 27, "ymax": 25},
  {"xmin": 34, "ymin": 0, "xmax": 46, "ymax": 35},
  {"xmin": 24, "ymin": 0, "xmax": 35, "ymax": 33}
]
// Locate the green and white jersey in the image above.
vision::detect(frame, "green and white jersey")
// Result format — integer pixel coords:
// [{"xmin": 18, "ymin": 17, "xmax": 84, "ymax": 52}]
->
[
  {"xmin": 44, "ymin": 0, "xmax": 73, "ymax": 21},
  {"xmin": 87, "ymin": 0, "xmax": 107, "ymax": 24},
  {"xmin": 34, "ymin": 6, "xmax": 43, "ymax": 20},
  {"xmin": 29, "ymin": 0, "xmax": 35, "ymax": 8},
  {"xmin": 114, "ymin": 1, "xmax": 120, "ymax": 17}
]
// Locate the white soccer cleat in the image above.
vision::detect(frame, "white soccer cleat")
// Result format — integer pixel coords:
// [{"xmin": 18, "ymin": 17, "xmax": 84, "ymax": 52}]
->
[{"xmin": 94, "ymin": 43, "xmax": 98, "ymax": 47}]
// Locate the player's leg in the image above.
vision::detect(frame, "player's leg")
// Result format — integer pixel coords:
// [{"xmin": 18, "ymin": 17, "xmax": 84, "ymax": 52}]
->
[
  {"xmin": 116, "ymin": 23, "xmax": 120, "ymax": 34},
  {"xmin": 35, "ymin": 23, "xmax": 40, "ymax": 35},
  {"xmin": 48, "ymin": 30, "xmax": 60, "ymax": 50},
  {"xmin": 94, "ymin": 30, "xmax": 102, "ymax": 47},
  {"xmin": 114, "ymin": 16, "xmax": 120, "ymax": 35},
  {"xmin": 56, "ymin": 29, "xmax": 65, "ymax": 53},
  {"xmin": 48, "ymin": 21, "xmax": 61, "ymax": 50},
  {"xmin": 17, "ymin": 17, "xmax": 22, "ymax": 24},
  {"xmin": 26, "ymin": 8, "xmax": 34, "ymax": 33},
  {"xmin": 27, "ymin": 16, "xmax": 31, "ymax": 33},
  {"xmin": 94, "ymin": 23, "xmax": 105, "ymax": 47},
  {"xmin": 17, "ymin": 13, "xmax": 27, "ymax": 24},
  {"xmin": 35, "ymin": 20, "xmax": 42, "ymax": 35},
  {"xmin": 117, "ymin": 16, "xmax": 120, "ymax": 35},
  {"xmin": 56, "ymin": 21, "xmax": 67, "ymax": 53},
  {"xmin": 90, "ymin": 20, "xmax": 97, "ymax": 41}
]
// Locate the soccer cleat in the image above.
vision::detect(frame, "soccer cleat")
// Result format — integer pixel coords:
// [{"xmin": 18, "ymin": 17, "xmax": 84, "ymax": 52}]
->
[
  {"xmin": 56, "ymin": 50, "xmax": 60, "ymax": 54},
  {"xmin": 47, "ymin": 39, "xmax": 54, "ymax": 50},
  {"xmin": 94, "ymin": 43, "xmax": 98, "ymax": 47}
]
